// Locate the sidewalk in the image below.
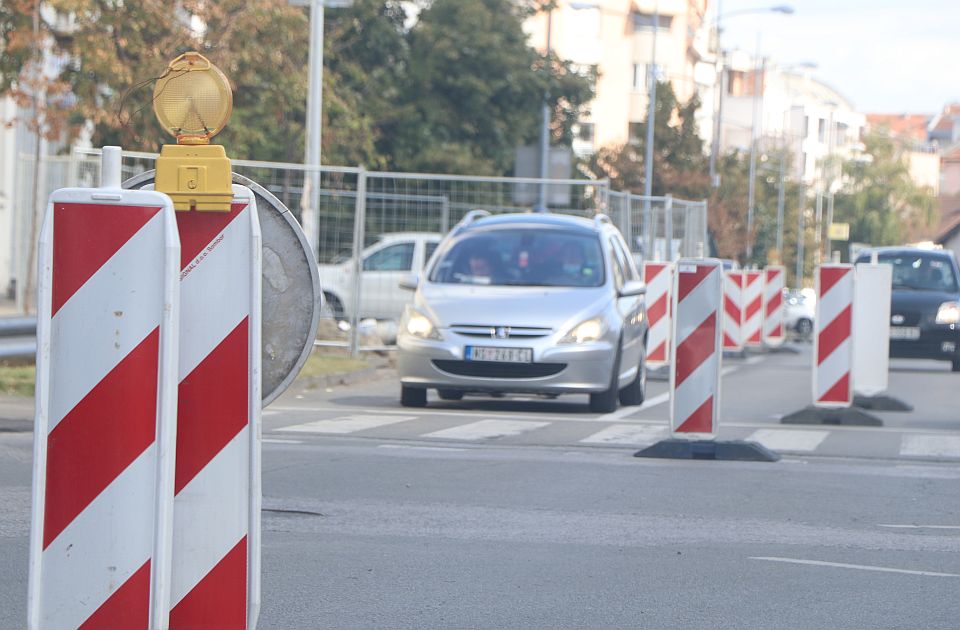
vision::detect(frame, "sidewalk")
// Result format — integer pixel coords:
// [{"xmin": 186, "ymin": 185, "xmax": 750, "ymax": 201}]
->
[{"xmin": 0, "ymin": 395, "xmax": 33, "ymax": 433}]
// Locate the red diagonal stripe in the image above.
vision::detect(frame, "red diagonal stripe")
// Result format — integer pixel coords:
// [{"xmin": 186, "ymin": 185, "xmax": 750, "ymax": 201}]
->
[
  {"xmin": 744, "ymin": 296, "xmax": 762, "ymax": 320},
  {"xmin": 648, "ymin": 340, "xmax": 666, "ymax": 362},
  {"xmin": 643, "ymin": 263, "xmax": 667, "ymax": 283},
  {"xmin": 177, "ymin": 202, "xmax": 248, "ymax": 271},
  {"xmin": 676, "ymin": 396, "xmax": 714, "ymax": 433},
  {"xmin": 676, "ymin": 265, "xmax": 716, "ymax": 303},
  {"xmin": 819, "ymin": 372, "xmax": 850, "ymax": 404},
  {"xmin": 169, "ymin": 536, "xmax": 247, "ymax": 629},
  {"xmin": 79, "ymin": 560, "xmax": 150, "ymax": 629},
  {"xmin": 52, "ymin": 203, "xmax": 161, "ymax": 316},
  {"xmin": 817, "ymin": 305, "xmax": 852, "ymax": 366},
  {"xmin": 765, "ymin": 268, "xmax": 781, "ymax": 282},
  {"xmin": 724, "ymin": 296, "xmax": 741, "ymax": 322},
  {"xmin": 723, "ymin": 332, "xmax": 737, "ymax": 349},
  {"xmin": 647, "ymin": 294, "xmax": 667, "ymax": 326},
  {"xmin": 746, "ymin": 271, "xmax": 761, "ymax": 287},
  {"xmin": 819, "ymin": 266, "xmax": 850, "ymax": 298},
  {"xmin": 44, "ymin": 329, "xmax": 159, "ymax": 548},
  {"xmin": 765, "ymin": 290, "xmax": 783, "ymax": 316},
  {"xmin": 675, "ymin": 312, "xmax": 717, "ymax": 387},
  {"xmin": 773, "ymin": 324, "xmax": 783, "ymax": 337},
  {"xmin": 175, "ymin": 317, "xmax": 250, "ymax": 494}
]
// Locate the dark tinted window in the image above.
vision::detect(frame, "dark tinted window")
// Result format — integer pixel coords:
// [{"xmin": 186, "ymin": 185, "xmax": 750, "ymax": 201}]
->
[
  {"xmin": 430, "ymin": 229, "xmax": 604, "ymax": 287},
  {"xmin": 363, "ymin": 242, "xmax": 414, "ymax": 271},
  {"xmin": 424, "ymin": 241, "xmax": 440, "ymax": 268}
]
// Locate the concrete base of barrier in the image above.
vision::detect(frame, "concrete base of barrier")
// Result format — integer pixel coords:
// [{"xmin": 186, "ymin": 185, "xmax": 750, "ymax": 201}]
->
[
  {"xmin": 634, "ymin": 439, "xmax": 780, "ymax": 462},
  {"xmin": 647, "ymin": 366, "xmax": 670, "ymax": 382},
  {"xmin": 780, "ymin": 405, "xmax": 883, "ymax": 426},
  {"xmin": 853, "ymin": 394, "xmax": 913, "ymax": 412}
]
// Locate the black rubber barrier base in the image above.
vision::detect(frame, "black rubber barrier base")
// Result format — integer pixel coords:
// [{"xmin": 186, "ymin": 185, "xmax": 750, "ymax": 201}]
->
[
  {"xmin": 634, "ymin": 439, "xmax": 780, "ymax": 462},
  {"xmin": 853, "ymin": 394, "xmax": 913, "ymax": 412},
  {"xmin": 780, "ymin": 405, "xmax": 883, "ymax": 426}
]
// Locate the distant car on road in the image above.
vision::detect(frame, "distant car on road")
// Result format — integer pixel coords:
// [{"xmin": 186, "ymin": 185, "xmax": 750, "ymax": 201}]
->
[
  {"xmin": 784, "ymin": 288, "xmax": 815, "ymax": 336},
  {"xmin": 396, "ymin": 211, "xmax": 649, "ymax": 412},
  {"xmin": 855, "ymin": 247, "xmax": 960, "ymax": 372},
  {"xmin": 318, "ymin": 232, "xmax": 442, "ymax": 321}
]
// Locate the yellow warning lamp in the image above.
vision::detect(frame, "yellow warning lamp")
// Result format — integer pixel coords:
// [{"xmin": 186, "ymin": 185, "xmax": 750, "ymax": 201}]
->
[{"xmin": 153, "ymin": 52, "xmax": 233, "ymax": 211}]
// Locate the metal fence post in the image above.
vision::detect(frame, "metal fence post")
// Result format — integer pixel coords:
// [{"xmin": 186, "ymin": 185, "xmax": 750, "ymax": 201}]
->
[
  {"xmin": 664, "ymin": 194, "xmax": 674, "ymax": 262},
  {"xmin": 349, "ymin": 167, "xmax": 367, "ymax": 356},
  {"xmin": 440, "ymin": 196, "xmax": 450, "ymax": 234}
]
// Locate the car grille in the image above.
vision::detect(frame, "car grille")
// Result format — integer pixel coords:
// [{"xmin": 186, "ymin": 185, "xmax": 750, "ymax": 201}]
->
[
  {"xmin": 449, "ymin": 324, "xmax": 553, "ymax": 339},
  {"xmin": 432, "ymin": 360, "xmax": 566, "ymax": 378}
]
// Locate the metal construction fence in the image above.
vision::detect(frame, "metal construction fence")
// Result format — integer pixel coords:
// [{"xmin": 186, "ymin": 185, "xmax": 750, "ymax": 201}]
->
[{"xmin": 7, "ymin": 148, "xmax": 708, "ymax": 351}]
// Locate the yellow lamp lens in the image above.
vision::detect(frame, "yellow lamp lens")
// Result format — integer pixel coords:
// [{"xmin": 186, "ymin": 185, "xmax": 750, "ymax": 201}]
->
[{"xmin": 153, "ymin": 52, "xmax": 233, "ymax": 143}]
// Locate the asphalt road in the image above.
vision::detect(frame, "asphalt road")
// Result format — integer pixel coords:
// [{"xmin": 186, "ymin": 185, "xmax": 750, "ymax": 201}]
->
[{"xmin": 2, "ymin": 342, "xmax": 959, "ymax": 628}]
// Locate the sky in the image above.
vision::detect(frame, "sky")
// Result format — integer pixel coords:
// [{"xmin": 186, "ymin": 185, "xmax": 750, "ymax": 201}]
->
[{"xmin": 716, "ymin": 0, "xmax": 960, "ymax": 114}]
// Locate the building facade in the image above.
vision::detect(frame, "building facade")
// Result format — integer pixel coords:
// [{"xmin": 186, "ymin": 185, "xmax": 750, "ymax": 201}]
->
[{"xmin": 524, "ymin": 0, "xmax": 712, "ymax": 157}]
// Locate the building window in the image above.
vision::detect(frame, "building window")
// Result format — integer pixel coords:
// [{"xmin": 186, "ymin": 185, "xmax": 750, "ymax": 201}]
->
[
  {"xmin": 836, "ymin": 122, "xmax": 848, "ymax": 146},
  {"xmin": 632, "ymin": 64, "xmax": 646, "ymax": 91},
  {"xmin": 577, "ymin": 123, "xmax": 595, "ymax": 143},
  {"xmin": 632, "ymin": 12, "xmax": 672, "ymax": 31},
  {"xmin": 818, "ymin": 119, "xmax": 827, "ymax": 143}
]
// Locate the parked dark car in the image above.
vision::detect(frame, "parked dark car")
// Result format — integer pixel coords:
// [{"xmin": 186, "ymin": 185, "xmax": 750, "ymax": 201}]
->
[{"xmin": 855, "ymin": 247, "xmax": 960, "ymax": 372}]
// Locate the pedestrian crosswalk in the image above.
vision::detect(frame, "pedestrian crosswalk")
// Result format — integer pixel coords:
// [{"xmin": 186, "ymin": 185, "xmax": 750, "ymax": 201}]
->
[{"xmin": 275, "ymin": 414, "xmax": 960, "ymax": 460}]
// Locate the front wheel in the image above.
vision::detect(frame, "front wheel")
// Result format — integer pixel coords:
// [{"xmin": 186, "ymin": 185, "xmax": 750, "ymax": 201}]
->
[
  {"xmin": 589, "ymin": 344, "xmax": 621, "ymax": 414},
  {"xmin": 952, "ymin": 359, "xmax": 960, "ymax": 373},
  {"xmin": 437, "ymin": 389, "xmax": 464, "ymax": 401},
  {"xmin": 796, "ymin": 318, "xmax": 813, "ymax": 336},
  {"xmin": 400, "ymin": 385, "xmax": 427, "ymax": 407},
  {"xmin": 619, "ymin": 354, "xmax": 646, "ymax": 406}
]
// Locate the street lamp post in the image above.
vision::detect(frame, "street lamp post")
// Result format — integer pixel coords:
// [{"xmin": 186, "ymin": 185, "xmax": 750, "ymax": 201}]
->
[
  {"xmin": 643, "ymin": 2, "xmax": 659, "ymax": 205},
  {"xmin": 290, "ymin": 0, "xmax": 353, "ymax": 259},
  {"xmin": 537, "ymin": 8, "xmax": 553, "ymax": 212},
  {"xmin": 746, "ymin": 47, "xmax": 765, "ymax": 261}
]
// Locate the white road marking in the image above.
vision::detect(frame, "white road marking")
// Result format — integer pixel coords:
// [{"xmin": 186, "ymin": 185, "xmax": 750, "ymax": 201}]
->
[
  {"xmin": 744, "ymin": 355, "xmax": 764, "ymax": 365},
  {"xmin": 269, "ymin": 405, "xmax": 668, "ymax": 425},
  {"xmin": 746, "ymin": 429, "xmax": 830, "ymax": 452},
  {"xmin": 280, "ymin": 415, "xmax": 416, "ymax": 434},
  {"xmin": 377, "ymin": 444, "xmax": 467, "ymax": 452},
  {"xmin": 422, "ymin": 419, "xmax": 550, "ymax": 441},
  {"xmin": 263, "ymin": 438, "xmax": 303, "ymax": 444},
  {"xmin": 596, "ymin": 392, "xmax": 670, "ymax": 422},
  {"xmin": 878, "ymin": 524, "xmax": 960, "ymax": 530},
  {"xmin": 749, "ymin": 556, "xmax": 959, "ymax": 578},
  {"xmin": 580, "ymin": 424, "xmax": 668, "ymax": 445},
  {"xmin": 900, "ymin": 435, "xmax": 960, "ymax": 458}
]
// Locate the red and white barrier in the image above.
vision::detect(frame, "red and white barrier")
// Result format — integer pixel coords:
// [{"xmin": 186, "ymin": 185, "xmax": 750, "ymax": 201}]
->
[
  {"xmin": 29, "ymin": 175, "xmax": 180, "ymax": 628},
  {"xmin": 853, "ymin": 262, "xmax": 892, "ymax": 397},
  {"xmin": 642, "ymin": 262, "xmax": 672, "ymax": 368},
  {"xmin": 722, "ymin": 271, "xmax": 744, "ymax": 352},
  {"xmin": 762, "ymin": 266, "xmax": 786, "ymax": 347},
  {"xmin": 742, "ymin": 270, "xmax": 763, "ymax": 347},
  {"xmin": 169, "ymin": 185, "xmax": 261, "ymax": 628},
  {"xmin": 670, "ymin": 259, "xmax": 723, "ymax": 437},
  {"xmin": 814, "ymin": 264, "xmax": 854, "ymax": 407}
]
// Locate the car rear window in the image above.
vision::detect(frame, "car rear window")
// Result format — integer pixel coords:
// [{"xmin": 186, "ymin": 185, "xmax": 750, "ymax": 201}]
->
[
  {"xmin": 430, "ymin": 229, "xmax": 605, "ymax": 288},
  {"xmin": 868, "ymin": 253, "xmax": 960, "ymax": 293}
]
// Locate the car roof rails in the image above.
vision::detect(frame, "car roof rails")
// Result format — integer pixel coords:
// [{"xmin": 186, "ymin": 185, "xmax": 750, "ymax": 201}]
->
[{"xmin": 450, "ymin": 209, "xmax": 492, "ymax": 236}]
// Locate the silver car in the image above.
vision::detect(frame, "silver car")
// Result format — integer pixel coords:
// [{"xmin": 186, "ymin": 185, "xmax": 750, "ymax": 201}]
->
[{"xmin": 396, "ymin": 211, "xmax": 648, "ymax": 413}]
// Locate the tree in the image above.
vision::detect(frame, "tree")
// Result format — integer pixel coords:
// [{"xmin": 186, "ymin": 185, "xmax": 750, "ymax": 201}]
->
[
  {"xmin": 391, "ymin": 0, "xmax": 593, "ymax": 174},
  {"xmin": 831, "ymin": 131, "xmax": 936, "ymax": 249}
]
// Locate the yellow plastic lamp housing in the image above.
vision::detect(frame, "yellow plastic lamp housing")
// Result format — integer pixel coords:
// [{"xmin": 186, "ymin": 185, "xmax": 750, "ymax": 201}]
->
[{"xmin": 153, "ymin": 52, "xmax": 233, "ymax": 212}]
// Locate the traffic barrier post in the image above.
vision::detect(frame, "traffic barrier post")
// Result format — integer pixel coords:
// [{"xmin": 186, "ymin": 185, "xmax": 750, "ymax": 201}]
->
[
  {"xmin": 813, "ymin": 264, "xmax": 854, "ymax": 407},
  {"xmin": 722, "ymin": 271, "xmax": 744, "ymax": 353},
  {"xmin": 742, "ymin": 270, "xmax": 764, "ymax": 348},
  {"xmin": 762, "ymin": 266, "xmax": 786, "ymax": 348},
  {"xmin": 168, "ymin": 184, "xmax": 262, "ymax": 629},
  {"xmin": 28, "ymin": 148, "xmax": 181, "ymax": 629},
  {"xmin": 642, "ymin": 262, "xmax": 672, "ymax": 369}
]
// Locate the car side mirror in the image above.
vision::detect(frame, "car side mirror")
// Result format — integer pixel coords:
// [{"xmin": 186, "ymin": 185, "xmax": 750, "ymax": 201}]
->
[
  {"xmin": 619, "ymin": 280, "xmax": 646, "ymax": 298},
  {"xmin": 399, "ymin": 274, "xmax": 419, "ymax": 291}
]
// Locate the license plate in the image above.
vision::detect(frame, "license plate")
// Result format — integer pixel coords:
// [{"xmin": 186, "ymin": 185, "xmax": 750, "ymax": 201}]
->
[
  {"xmin": 465, "ymin": 346, "xmax": 533, "ymax": 363},
  {"xmin": 890, "ymin": 326, "xmax": 920, "ymax": 340}
]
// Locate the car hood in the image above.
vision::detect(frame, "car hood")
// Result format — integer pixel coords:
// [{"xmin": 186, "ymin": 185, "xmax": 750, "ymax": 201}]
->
[
  {"xmin": 416, "ymin": 283, "xmax": 613, "ymax": 331},
  {"xmin": 892, "ymin": 289, "xmax": 959, "ymax": 313}
]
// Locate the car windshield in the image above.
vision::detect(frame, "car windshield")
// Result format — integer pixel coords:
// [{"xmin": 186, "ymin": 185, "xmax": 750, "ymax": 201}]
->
[
  {"xmin": 876, "ymin": 253, "xmax": 959, "ymax": 292},
  {"xmin": 430, "ymin": 229, "xmax": 605, "ymax": 288}
]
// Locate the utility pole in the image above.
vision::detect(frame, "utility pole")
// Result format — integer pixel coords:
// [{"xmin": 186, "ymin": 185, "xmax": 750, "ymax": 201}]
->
[
  {"xmin": 709, "ymin": 0, "xmax": 723, "ymax": 187},
  {"xmin": 537, "ymin": 8, "xmax": 553, "ymax": 212},
  {"xmin": 795, "ymin": 182, "xmax": 805, "ymax": 287},
  {"xmin": 746, "ymin": 41, "xmax": 764, "ymax": 262},
  {"xmin": 776, "ymin": 152, "xmax": 786, "ymax": 259}
]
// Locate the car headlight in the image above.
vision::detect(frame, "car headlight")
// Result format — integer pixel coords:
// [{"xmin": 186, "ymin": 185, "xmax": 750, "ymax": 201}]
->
[
  {"xmin": 402, "ymin": 308, "xmax": 443, "ymax": 340},
  {"xmin": 936, "ymin": 302, "xmax": 960, "ymax": 325},
  {"xmin": 560, "ymin": 316, "xmax": 606, "ymax": 344}
]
